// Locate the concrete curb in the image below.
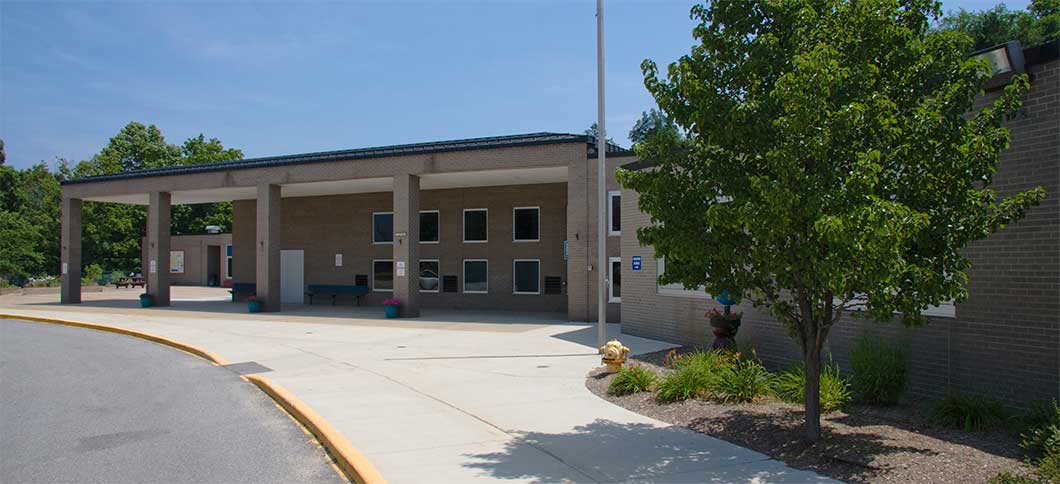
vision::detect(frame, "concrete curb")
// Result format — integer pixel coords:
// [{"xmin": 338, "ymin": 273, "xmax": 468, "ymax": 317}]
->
[
  {"xmin": 0, "ymin": 313, "xmax": 231, "ymax": 365},
  {"xmin": 245, "ymin": 374, "xmax": 387, "ymax": 484},
  {"xmin": 0, "ymin": 313, "xmax": 387, "ymax": 484}
]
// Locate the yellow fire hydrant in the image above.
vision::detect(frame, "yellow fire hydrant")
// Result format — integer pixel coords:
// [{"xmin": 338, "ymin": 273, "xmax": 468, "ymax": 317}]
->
[{"xmin": 599, "ymin": 339, "xmax": 630, "ymax": 373}]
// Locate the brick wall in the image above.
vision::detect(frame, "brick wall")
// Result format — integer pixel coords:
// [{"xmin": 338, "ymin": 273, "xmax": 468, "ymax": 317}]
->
[
  {"xmin": 621, "ymin": 58, "xmax": 1060, "ymax": 407},
  {"xmin": 233, "ymin": 183, "xmax": 570, "ymax": 312},
  {"xmin": 140, "ymin": 233, "xmax": 231, "ymax": 286}
]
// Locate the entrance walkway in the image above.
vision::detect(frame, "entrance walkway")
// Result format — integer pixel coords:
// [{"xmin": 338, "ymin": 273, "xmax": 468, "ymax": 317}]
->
[{"xmin": 1, "ymin": 288, "xmax": 835, "ymax": 483}]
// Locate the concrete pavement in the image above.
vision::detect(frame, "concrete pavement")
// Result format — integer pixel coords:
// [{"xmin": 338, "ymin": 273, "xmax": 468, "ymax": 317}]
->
[
  {"xmin": 1, "ymin": 288, "xmax": 837, "ymax": 483},
  {"xmin": 0, "ymin": 318, "xmax": 345, "ymax": 484}
]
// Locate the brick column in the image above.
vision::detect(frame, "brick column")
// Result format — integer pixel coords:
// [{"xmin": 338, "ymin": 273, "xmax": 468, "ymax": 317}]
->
[
  {"xmin": 60, "ymin": 197, "xmax": 82, "ymax": 304},
  {"xmin": 146, "ymin": 191, "xmax": 171, "ymax": 306},
  {"xmin": 256, "ymin": 183, "xmax": 282, "ymax": 312},
  {"xmin": 393, "ymin": 174, "xmax": 420, "ymax": 317}
]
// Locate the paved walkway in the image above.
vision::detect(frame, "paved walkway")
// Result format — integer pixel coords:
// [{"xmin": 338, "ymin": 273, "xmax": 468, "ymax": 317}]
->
[{"xmin": 1, "ymin": 288, "xmax": 836, "ymax": 483}]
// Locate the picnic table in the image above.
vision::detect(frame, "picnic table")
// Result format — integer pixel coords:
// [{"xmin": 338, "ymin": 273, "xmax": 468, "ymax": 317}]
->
[{"xmin": 113, "ymin": 277, "xmax": 145, "ymax": 288}]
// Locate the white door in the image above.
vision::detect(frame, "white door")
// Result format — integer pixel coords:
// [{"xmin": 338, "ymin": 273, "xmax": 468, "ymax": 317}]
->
[{"xmin": 280, "ymin": 250, "xmax": 304, "ymax": 304}]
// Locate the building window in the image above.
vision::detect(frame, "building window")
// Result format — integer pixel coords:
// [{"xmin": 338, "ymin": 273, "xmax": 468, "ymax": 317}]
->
[
  {"xmin": 513, "ymin": 207, "xmax": 540, "ymax": 242},
  {"xmin": 608, "ymin": 191, "xmax": 621, "ymax": 236},
  {"xmin": 609, "ymin": 257, "xmax": 621, "ymax": 303},
  {"xmin": 656, "ymin": 257, "xmax": 709, "ymax": 298},
  {"xmin": 463, "ymin": 259, "xmax": 488, "ymax": 293},
  {"xmin": 372, "ymin": 260, "xmax": 393, "ymax": 292},
  {"xmin": 225, "ymin": 244, "xmax": 232, "ymax": 279},
  {"xmin": 420, "ymin": 211, "xmax": 439, "ymax": 243},
  {"xmin": 373, "ymin": 212, "xmax": 393, "ymax": 244},
  {"xmin": 419, "ymin": 260, "xmax": 440, "ymax": 292},
  {"xmin": 463, "ymin": 209, "xmax": 488, "ymax": 243},
  {"xmin": 513, "ymin": 259, "xmax": 540, "ymax": 295}
]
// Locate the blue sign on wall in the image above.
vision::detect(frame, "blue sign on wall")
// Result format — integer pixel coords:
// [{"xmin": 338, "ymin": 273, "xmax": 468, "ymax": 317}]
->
[{"xmin": 632, "ymin": 256, "xmax": 642, "ymax": 271}]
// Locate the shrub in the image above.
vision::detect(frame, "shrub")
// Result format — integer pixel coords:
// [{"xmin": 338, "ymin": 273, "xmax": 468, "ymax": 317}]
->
[
  {"xmin": 712, "ymin": 357, "xmax": 774, "ymax": 403},
  {"xmin": 608, "ymin": 366, "xmax": 657, "ymax": 396},
  {"xmin": 930, "ymin": 393, "xmax": 1009, "ymax": 432},
  {"xmin": 848, "ymin": 337, "xmax": 908, "ymax": 405},
  {"xmin": 1037, "ymin": 452, "xmax": 1060, "ymax": 482},
  {"xmin": 774, "ymin": 362, "xmax": 852, "ymax": 413},
  {"xmin": 81, "ymin": 263, "xmax": 104, "ymax": 286},
  {"xmin": 1020, "ymin": 400, "xmax": 1060, "ymax": 459},
  {"xmin": 655, "ymin": 361, "xmax": 717, "ymax": 403},
  {"xmin": 670, "ymin": 350, "xmax": 733, "ymax": 371},
  {"xmin": 987, "ymin": 472, "xmax": 1045, "ymax": 484}
]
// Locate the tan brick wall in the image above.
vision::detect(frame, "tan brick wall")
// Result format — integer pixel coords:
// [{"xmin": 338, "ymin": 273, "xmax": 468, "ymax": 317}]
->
[
  {"xmin": 620, "ymin": 58, "xmax": 1060, "ymax": 407},
  {"xmin": 233, "ymin": 183, "xmax": 570, "ymax": 311},
  {"xmin": 140, "ymin": 233, "xmax": 231, "ymax": 286},
  {"xmin": 566, "ymin": 154, "xmax": 627, "ymax": 322}
]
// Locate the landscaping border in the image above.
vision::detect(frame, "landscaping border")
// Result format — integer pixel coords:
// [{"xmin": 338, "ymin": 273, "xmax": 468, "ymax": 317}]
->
[{"xmin": 0, "ymin": 313, "xmax": 387, "ymax": 484}]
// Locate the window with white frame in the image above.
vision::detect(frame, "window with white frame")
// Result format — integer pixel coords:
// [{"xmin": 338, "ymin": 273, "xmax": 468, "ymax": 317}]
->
[
  {"xmin": 513, "ymin": 259, "xmax": 540, "ymax": 294},
  {"xmin": 463, "ymin": 209, "xmax": 488, "ymax": 242},
  {"xmin": 225, "ymin": 244, "xmax": 233, "ymax": 279},
  {"xmin": 419, "ymin": 259, "xmax": 440, "ymax": 292},
  {"xmin": 513, "ymin": 207, "xmax": 540, "ymax": 242},
  {"xmin": 608, "ymin": 191, "xmax": 621, "ymax": 236},
  {"xmin": 373, "ymin": 212, "xmax": 393, "ymax": 244},
  {"xmin": 372, "ymin": 260, "xmax": 393, "ymax": 292},
  {"xmin": 463, "ymin": 259, "xmax": 488, "ymax": 293},
  {"xmin": 656, "ymin": 257, "xmax": 709, "ymax": 298},
  {"xmin": 608, "ymin": 257, "xmax": 621, "ymax": 303},
  {"xmin": 420, "ymin": 211, "xmax": 439, "ymax": 243}
]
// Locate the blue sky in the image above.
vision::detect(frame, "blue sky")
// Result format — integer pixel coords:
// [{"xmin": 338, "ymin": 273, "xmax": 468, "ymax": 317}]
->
[{"xmin": 1, "ymin": 0, "xmax": 1017, "ymax": 170}]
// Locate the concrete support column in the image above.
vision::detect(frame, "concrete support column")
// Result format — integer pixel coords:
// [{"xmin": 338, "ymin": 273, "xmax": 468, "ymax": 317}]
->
[
  {"xmin": 146, "ymin": 192, "xmax": 172, "ymax": 306},
  {"xmin": 60, "ymin": 197, "xmax": 82, "ymax": 304},
  {"xmin": 393, "ymin": 174, "xmax": 420, "ymax": 317},
  {"xmin": 256, "ymin": 184, "xmax": 282, "ymax": 312}
]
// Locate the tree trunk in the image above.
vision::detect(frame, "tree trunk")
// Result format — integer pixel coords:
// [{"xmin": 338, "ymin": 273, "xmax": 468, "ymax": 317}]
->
[{"xmin": 804, "ymin": 344, "xmax": 822, "ymax": 443}]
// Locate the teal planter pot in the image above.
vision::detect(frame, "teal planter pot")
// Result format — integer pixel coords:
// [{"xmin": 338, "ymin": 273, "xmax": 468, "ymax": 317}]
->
[
  {"xmin": 139, "ymin": 295, "xmax": 153, "ymax": 308},
  {"xmin": 384, "ymin": 305, "xmax": 399, "ymax": 318},
  {"xmin": 248, "ymin": 300, "xmax": 262, "ymax": 313}
]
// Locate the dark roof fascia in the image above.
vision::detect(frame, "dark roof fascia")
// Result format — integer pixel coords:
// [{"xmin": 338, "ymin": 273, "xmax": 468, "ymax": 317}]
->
[
  {"xmin": 620, "ymin": 159, "xmax": 656, "ymax": 171},
  {"xmin": 63, "ymin": 132, "xmax": 595, "ymax": 185}
]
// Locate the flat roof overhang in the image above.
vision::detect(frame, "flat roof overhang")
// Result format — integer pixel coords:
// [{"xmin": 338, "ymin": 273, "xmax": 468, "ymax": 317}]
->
[{"xmin": 76, "ymin": 165, "xmax": 572, "ymax": 205}]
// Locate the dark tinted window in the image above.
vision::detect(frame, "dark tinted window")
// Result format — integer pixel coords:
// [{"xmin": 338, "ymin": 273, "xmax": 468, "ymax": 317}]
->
[
  {"xmin": 420, "ymin": 212, "xmax": 439, "ymax": 243},
  {"xmin": 464, "ymin": 210, "xmax": 487, "ymax": 242},
  {"xmin": 513, "ymin": 208, "xmax": 539, "ymax": 241},
  {"xmin": 610, "ymin": 194, "xmax": 621, "ymax": 233},
  {"xmin": 514, "ymin": 260, "xmax": 540, "ymax": 294},
  {"xmin": 464, "ymin": 260, "xmax": 488, "ymax": 292},
  {"xmin": 373, "ymin": 213, "xmax": 393, "ymax": 243},
  {"xmin": 373, "ymin": 260, "xmax": 393, "ymax": 290}
]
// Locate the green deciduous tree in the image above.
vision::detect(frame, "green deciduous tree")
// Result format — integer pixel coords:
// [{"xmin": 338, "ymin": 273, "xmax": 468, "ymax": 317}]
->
[
  {"xmin": 619, "ymin": 0, "xmax": 1045, "ymax": 442},
  {"xmin": 628, "ymin": 108, "xmax": 680, "ymax": 146},
  {"xmin": 940, "ymin": 0, "xmax": 1060, "ymax": 51}
]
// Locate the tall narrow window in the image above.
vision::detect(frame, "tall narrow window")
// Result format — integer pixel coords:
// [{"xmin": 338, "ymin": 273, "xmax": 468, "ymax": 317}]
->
[
  {"xmin": 419, "ymin": 260, "xmax": 440, "ymax": 292},
  {"xmin": 463, "ymin": 259, "xmax": 488, "ymax": 293},
  {"xmin": 225, "ymin": 244, "xmax": 232, "ymax": 279},
  {"xmin": 463, "ymin": 209, "xmax": 488, "ymax": 243},
  {"xmin": 513, "ymin": 259, "xmax": 540, "ymax": 295},
  {"xmin": 372, "ymin": 260, "xmax": 394, "ymax": 292},
  {"xmin": 373, "ymin": 212, "xmax": 393, "ymax": 244},
  {"xmin": 608, "ymin": 257, "xmax": 621, "ymax": 303},
  {"xmin": 420, "ymin": 211, "xmax": 439, "ymax": 243},
  {"xmin": 513, "ymin": 207, "xmax": 540, "ymax": 242},
  {"xmin": 608, "ymin": 191, "xmax": 621, "ymax": 236}
]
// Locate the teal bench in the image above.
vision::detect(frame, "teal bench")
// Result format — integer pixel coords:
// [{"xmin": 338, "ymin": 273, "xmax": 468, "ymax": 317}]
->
[
  {"xmin": 305, "ymin": 284, "xmax": 369, "ymax": 306},
  {"xmin": 229, "ymin": 282, "xmax": 256, "ymax": 301}
]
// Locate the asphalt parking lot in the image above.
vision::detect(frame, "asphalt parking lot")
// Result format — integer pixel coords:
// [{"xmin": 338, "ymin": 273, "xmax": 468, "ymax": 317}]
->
[{"xmin": 0, "ymin": 319, "xmax": 346, "ymax": 484}]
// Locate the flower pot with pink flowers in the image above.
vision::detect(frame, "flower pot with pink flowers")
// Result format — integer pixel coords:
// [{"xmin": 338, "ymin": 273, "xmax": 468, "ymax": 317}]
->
[
  {"xmin": 383, "ymin": 298, "xmax": 401, "ymax": 318},
  {"xmin": 707, "ymin": 289, "xmax": 741, "ymax": 350}
]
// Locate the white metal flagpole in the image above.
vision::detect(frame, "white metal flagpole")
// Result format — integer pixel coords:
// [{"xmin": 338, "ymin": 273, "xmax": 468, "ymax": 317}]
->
[{"xmin": 596, "ymin": 0, "xmax": 607, "ymax": 348}]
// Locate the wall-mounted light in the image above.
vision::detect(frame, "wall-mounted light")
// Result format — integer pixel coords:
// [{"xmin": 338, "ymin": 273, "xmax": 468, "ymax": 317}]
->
[{"xmin": 973, "ymin": 41, "xmax": 1025, "ymax": 75}]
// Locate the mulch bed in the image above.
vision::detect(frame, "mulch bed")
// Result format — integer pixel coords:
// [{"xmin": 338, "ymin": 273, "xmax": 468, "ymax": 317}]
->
[{"xmin": 585, "ymin": 347, "xmax": 1035, "ymax": 484}]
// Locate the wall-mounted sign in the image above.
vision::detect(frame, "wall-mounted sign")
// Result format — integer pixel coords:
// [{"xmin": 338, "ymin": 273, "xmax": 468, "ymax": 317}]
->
[
  {"xmin": 335, "ymin": 254, "xmax": 343, "ymax": 267},
  {"xmin": 396, "ymin": 261, "xmax": 406, "ymax": 277},
  {"xmin": 170, "ymin": 250, "xmax": 185, "ymax": 274},
  {"xmin": 62, "ymin": 262, "xmax": 68, "ymax": 275},
  {"xmin": 632, "ymin": 256, "xmax": 642, "ymax": 271},
  {"xmin": 394, "ymin": 231, "xmax": 408, "ymax": 238},
  {"xmin": 563, "ymin": 240, "xmax": 568, "ymax": 261},
  {"xmin": 149, "ymin": 260, "xmax": 157, "ymax": 274}
]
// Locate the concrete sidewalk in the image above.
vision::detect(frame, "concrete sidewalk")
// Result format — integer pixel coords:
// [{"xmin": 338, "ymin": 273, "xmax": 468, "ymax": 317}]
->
[{"xmin": 1, "ymin": 289, "xmax": 836, "ymax": 483}]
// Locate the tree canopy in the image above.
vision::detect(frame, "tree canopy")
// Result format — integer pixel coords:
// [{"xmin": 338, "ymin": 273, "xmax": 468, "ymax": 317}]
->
[
  {"xmin": 618, "ymin": 0, "xmax": 1045, "ymax": 442},
  {"xmin": 628, "ymin": 109, "xmax": 680, "ymax": 146},
  {"xmin": 940, "ymin": 0, "xmax": 1060, "ymax": 50},
  {"xmin": 0, "ymin": 122, "xmax": 242, "ymax": 284}
]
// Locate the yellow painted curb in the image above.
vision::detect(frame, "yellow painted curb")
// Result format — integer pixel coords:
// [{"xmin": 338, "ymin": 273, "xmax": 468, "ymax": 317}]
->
[
  {"xmin": 0, "ymin": 313, "xmax": 386, "ymax": 484},
  {"xmin": 245, "ymin": 374, "xmax": 387, "ymax": 484},
  {"xmin": 0, "ymin": 313, "xmax": 231, "ymax": 365}
]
